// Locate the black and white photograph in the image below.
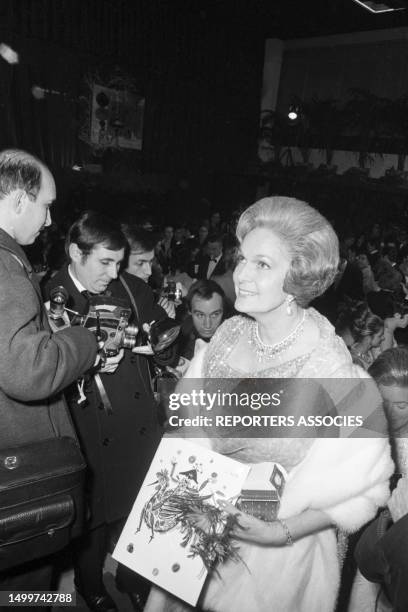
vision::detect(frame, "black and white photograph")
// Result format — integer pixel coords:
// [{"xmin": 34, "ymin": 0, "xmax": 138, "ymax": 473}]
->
[{"xmin": 1, "ymin": 2, "xmax": 408, "ymax": 611}]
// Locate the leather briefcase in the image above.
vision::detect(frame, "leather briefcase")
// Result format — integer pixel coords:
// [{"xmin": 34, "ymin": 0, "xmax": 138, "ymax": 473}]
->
[{"xmin": 0, "ymin": 436, "xmax": 86, "ymax": 570}]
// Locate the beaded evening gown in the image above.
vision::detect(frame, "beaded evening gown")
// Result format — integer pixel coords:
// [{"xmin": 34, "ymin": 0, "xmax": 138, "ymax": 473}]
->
[{"xmin": 144, "ymin": 309, "xmax": 392, "ymax": 612}]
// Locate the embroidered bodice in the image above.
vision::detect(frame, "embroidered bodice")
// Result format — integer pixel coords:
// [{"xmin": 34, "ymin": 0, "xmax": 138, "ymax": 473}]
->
[
  {"xmin": 203, "ymin": 308, "xmax": 355, "ymax": 379},
  {"xmin": 200, "ymin": 308, "xmax": 360, "ymax": 469}
]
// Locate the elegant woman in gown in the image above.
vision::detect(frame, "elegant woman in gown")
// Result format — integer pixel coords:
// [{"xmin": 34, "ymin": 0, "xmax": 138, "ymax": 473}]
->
[{"xmin": 144, "ymin": 197, "xmax": 393, "ymax": 612}]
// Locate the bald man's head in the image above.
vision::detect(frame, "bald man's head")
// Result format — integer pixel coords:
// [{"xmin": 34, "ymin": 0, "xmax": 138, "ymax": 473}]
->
[
  {"xmin": 0, "ymin": 149, "xmax": 45, "ymax": 200},
  {"xmin": 0, "ymin": 149, "xmax": 55, "ymax": 244}
]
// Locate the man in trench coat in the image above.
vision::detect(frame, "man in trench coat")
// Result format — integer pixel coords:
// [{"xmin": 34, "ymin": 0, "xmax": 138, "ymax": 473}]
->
[{"xmin": 0, "ymin": 150, "xmax": 98, "ymax": 604}]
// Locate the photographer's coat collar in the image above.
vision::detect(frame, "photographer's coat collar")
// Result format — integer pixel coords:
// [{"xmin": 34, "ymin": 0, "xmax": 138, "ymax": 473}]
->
[{"xmin": 0, "ymin": 227, "xmax": 33, "ymax": 276}]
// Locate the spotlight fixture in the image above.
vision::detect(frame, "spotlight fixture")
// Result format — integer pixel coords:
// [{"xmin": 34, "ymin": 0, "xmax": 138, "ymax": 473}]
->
[
  {"xmin": 287, "ymin": 105, "xmax": 300, "ymax": 122},
  {"xmin": 0, "ymin": 43, "xmax": 18, "ymax": 64},
  {"xmin": 31, "ymin": 85, "xmax": 70, "ymax": 100},
  {"xmin": 351, "ymin": 0, "xmax": 405, "ymax": 13}
]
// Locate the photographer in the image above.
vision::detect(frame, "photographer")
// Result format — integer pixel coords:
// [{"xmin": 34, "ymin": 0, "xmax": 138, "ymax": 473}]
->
[
  {"xmin": 44, "ymin": 212, "xmax": 175, "ymax": 612},
  {"xmin": 177, "ymin": 279, "xmax": 229, "ymax": 361},
  {"xmin": 0, "ymin": 151, "xmax": 98, "ymax": 601},
  {"xmin": 121, "ymin": 223, "xmax": 177, "ymax": 318}
]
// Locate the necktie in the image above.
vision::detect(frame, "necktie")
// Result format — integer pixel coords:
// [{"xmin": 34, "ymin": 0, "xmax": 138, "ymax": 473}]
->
[
  {"xmin": 81, "ymin": 290, "xmax": 100, "ymax": 300},
  {"xmin": 80, "ymin": 290, "xmax": 93, "ymax": 315}
]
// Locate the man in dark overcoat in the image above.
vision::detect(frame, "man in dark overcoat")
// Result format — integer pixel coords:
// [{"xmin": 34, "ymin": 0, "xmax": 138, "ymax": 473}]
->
[
  {"xmin": 45, "ymin": 212, "xmax": 171, "ymax": 612},
  {"xmin": 0, "ymin": 150, "xmax": 98, "ymax": 603}
]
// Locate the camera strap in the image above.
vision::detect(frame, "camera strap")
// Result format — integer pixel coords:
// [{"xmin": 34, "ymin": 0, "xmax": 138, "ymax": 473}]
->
[
  {"xmin": 119, "ymin": 274, "xmax": 156, "ymax": 399},
  {"xmin": 119, "ymin": 275, "xmax": 140, "ymax": 323},
  {"xmin": 91, "ymin": 276, "xmax": 138, "ymax": 417},
  {"xmin": 94, "ymin": 373, "xmax": 113, "ymax": 416}
]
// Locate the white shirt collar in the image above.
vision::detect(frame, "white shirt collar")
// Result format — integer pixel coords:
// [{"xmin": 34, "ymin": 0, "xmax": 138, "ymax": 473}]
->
[{"xmin": 68, "ymin": 264, "xmax": 87, "ymax": 293}]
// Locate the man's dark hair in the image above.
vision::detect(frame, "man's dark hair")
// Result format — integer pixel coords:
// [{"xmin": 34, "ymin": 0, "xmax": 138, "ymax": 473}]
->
[
  {"xmin": 186, "ymin": 279, "xmax": 226, "ymax": 311},
  {"xmin": 207, "ymin": 233, "xmax": 223, "ymax": 245},
  {"xmin": 368, "ymin": 347, "xmax": 408, "ymax": 388},
  {"xmin": 66, "ymin": 211, "xmax": 127, "ymax": 258},
  {"xmin": 0, "ymin": 149, "xmax": 44, "ymax": 200},
  {"xmin": 121, "ymin": 224, "xmax": 157, "ymax": 253}
]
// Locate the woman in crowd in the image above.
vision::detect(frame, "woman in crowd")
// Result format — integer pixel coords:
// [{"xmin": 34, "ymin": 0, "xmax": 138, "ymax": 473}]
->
[
  {"xmin": 356, "ymin": 250, "xmax": 378, "ymax": 295},
  {"xmin": 347, "ymin": 304, "xmax": 408, "ymax": 370},
  {"xmin": 368, "ymin": 347, "xmax": 408, "ymax": 468},
  {"xmin": 348, "ymin": 307, "xmax": 385, "ymax": 369},
  {"xmin": 145, "ymin": 196, "xmax": 393, "ymax": 612},
  {"xmin": 398, "ymin": 246, "xmax": 408, "ymax": 285},
  {"xmin": 211, "ymin": 239, "xmax": 238, "ymax": 309}
]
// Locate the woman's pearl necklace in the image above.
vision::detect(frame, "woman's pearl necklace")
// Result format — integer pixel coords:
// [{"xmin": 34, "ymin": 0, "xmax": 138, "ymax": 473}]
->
[{"xmin": 248, "ymin": 310, "xmax": 307, "ymax": 362}]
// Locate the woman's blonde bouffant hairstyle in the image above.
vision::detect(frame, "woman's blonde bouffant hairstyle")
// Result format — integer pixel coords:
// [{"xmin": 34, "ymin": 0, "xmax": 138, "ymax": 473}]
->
[{"xmin": 236, "ymin": 196, "xmax": 339, "ymax": 307}]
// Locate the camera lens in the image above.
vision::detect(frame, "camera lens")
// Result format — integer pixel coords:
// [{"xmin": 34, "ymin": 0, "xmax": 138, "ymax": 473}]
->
[
  {"xmin": 122, "ymin": 324, "xmax": 139, "ymax": 349},
  {"xmin": 49, "ymin": 285, "xmax": 69, "ymax": 318}
]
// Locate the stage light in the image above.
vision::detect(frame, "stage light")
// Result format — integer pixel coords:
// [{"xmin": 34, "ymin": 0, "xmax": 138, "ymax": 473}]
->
[
  {"xmin": 32, "ymin": 86, "xmax": 46, "ymax": 100},
  {"xmin": 0, "ymin": 43, "xmax": 19, "ymax": 64},
  {"xmin": 352, "ymin": 0, "xmax": 405, "ymax": 13},
  {"xmin": 288, "ymin": 105, "xmax": 300, "ymax": 122},
  {"xmin": 31, "ymin": 85, "xmax": 67, "ymax": 100}
]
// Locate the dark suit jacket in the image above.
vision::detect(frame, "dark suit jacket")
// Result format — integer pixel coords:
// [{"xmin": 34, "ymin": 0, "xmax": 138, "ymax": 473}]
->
[
  {"xmin": 336, "ymin": 261, "xmax": 364, "ymax": 302},
  {"xmin": 367, "ymin": 290, "xmax": 397, "ymax": 320},
  {"xmin": 45, "ymin": 267, "xmax": 166, "ymax": 527},
  {"xmin": 0, "ymin": 229, "xmax": 96, "ymax": 449},
  {"xmin": 197, "ymin": 255, "xmax": 226, "ymax": 280},
  {"xmin": 176, "ymin": 317, "xmax": 209, "ymax": 361},
  {"xmin": 356, "ymin": 510, "xmax": 408, "ymax": 612}
]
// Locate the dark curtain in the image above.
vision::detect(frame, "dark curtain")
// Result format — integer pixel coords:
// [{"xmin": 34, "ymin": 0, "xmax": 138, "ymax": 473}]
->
[
  {"xmin": 0, "ymin": 0, "xmax": 264, "ymax": 178},
  {"xmin": 0, "ymin": 35, "xmax": 81, "ymax": 170}
]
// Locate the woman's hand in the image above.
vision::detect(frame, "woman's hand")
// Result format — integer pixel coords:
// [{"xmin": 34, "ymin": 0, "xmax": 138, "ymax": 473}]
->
[{"xmin": 218, "ymin": 501, "xmax": 287, "ymax": 546}]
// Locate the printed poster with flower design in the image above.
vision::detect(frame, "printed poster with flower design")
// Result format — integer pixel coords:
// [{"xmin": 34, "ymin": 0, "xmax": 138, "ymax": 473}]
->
[{"xmin": 113, "ymin": 437, "xmax": 250, "ymax": 606}]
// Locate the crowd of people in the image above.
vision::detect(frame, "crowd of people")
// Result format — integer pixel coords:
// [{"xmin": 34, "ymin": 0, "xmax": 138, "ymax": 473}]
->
[{"xmin": 1, "ymin": 148, "xmax": 408, "ymax": 612}]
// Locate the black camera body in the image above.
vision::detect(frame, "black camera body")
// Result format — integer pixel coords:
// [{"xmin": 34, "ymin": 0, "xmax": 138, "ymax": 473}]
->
[
  {"xmin": 162, "ymin": 281, "xmax": 182, "ymax": 302},
  {"xmin": 48, "ymin": 287, "xmax": 138, "ymax": 356},
  {"xmin": 48, "ymin": 285, "xmax": 180, "ymax": 356},
  {"xmin": 78, "ymin": 296, "xmax": 138, "ymax": 356}
]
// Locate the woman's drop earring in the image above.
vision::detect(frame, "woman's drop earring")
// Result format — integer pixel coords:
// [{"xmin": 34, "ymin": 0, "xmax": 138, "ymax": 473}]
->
[{"xmin": 286, "ymin": 296, "xmax": 294, "ymax": 316}]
